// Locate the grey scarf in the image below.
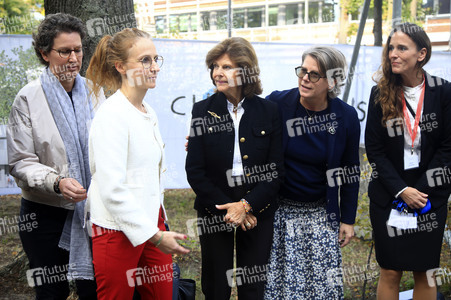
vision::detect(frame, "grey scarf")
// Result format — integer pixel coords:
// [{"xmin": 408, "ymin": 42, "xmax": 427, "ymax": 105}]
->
[{"xmin": 40, "ymin": 67, "xmax": 94, "ymax": 280}]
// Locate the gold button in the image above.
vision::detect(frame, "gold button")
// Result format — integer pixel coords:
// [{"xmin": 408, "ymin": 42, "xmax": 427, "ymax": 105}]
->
[
  {"xmin": 243, "ymin": 155, "xmax": 248, "ymax": 160},
  {"xmin": 240, "ymin": 137, "xmax": 245, "ymax": 143},
  {"xmin": 261, "ymin": 130, "xmax": 266, "ymax": 135},
  {"xmin": 245, "ymin": 173, "xmax": 250, "ymax": 177},
  {"xmin": 208, "ymin": 127, "xmax": 213, "ymax": 132}
]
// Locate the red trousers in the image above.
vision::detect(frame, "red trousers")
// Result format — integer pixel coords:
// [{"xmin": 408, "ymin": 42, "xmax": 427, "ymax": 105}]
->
[{"xmin": 92, "ymin": 208, "xmax": 173, "ymax": 300}]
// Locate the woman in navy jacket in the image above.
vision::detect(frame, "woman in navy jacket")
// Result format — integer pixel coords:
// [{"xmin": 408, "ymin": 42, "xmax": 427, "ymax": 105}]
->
[
  {"xmin": 264, "ymin": 46, "xmax": 360, "ymax": 299},
  {"xmin": 185, "ymin": 37, "xmax": 284, "ymax": 300},
  {"xmin": 365, "ymin": 23, "xmax": 451, "ymax": 299}
]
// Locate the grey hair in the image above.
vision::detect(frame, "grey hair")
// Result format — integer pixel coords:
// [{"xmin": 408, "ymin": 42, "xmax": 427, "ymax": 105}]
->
[{"xmin": 301, "ymin": 46, "xmax": 348, "ymax": 99}]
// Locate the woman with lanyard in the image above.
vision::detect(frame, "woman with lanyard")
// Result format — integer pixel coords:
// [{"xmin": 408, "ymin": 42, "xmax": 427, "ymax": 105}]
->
[{"xmin": 365, "ymin": 22, "xmax": 451, "ymax": 299}]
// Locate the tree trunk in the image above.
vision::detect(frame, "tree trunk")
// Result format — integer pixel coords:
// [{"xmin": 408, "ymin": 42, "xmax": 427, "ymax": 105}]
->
[
  {"xmin": 373, "ymin": 0, "xmax": 383, "ymax": 46},
  {"xmin": 44, "ymin": 0, "xmax": 137, "ymax": 76},
  {"xmin": 410, "ymin": 0, "xmax": 417, "ymax": 20}
]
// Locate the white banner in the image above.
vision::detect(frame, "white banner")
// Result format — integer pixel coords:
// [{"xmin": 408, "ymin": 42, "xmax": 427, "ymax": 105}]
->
[
  {"xmin": 148, "ymin": 39, "xmax": 451, "ymax": 188},
  {"xmin": 1, "ymin": 36, "xmax": 450, "ymax": 189}
]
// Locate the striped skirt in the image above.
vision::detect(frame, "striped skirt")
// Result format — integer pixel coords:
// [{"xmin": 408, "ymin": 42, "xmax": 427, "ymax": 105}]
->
[{"xmin": 264, "ymin": 198, "xmax": 343, "ymax": 300}]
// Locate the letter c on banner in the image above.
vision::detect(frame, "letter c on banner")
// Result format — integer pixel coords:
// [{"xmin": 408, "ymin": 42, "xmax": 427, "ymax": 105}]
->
[{"xmin": 171, "ymin": 96, "xmax": 185, "ymax": 115}]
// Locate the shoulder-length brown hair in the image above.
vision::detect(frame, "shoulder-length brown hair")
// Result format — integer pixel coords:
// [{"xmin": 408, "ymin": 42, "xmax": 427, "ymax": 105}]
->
[
  {"xmin": 205, "ymin": 37, "xmax": 262, "ymax": 98},
  {"xmin": 374, "ymin": 22, "xmax": 431, "ymax": 126}
]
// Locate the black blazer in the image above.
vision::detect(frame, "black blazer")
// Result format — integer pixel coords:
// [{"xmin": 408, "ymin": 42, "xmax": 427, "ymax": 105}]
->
[
  {"xmin": 185, "ymin": 92, "xmax": 284, "ymax": 218},
  {"xmin": 365, "ymin": 74, "xmax": 451, "ymax": 209}
]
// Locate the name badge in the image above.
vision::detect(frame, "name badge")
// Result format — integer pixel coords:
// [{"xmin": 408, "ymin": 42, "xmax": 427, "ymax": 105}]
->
[
  {"xmin": 387, "ymin": 209, "xmax": 417, "ymax": 229},
  {"xmin": 404, "ymin": 151, "xmax": 419, "ymax": 170}
]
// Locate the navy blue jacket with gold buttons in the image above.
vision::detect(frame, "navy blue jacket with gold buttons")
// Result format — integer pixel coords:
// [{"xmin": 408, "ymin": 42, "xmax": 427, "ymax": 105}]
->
[{"xmin": 186, "ymin": 92, "xmax": 284, "ymax": 219}]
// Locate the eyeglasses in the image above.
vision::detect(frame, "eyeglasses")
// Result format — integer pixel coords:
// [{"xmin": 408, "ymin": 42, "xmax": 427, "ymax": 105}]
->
[
  {"xmin": 295, "ymin": 67, "xmax": 325, "ymax": 83},
  {"xmin": 138, "ymin": 55, "xmax": 164, "ymax": 69},
  {"xmin": 51, "ymin": 48, "xmax": 83, "ymax": 59}
]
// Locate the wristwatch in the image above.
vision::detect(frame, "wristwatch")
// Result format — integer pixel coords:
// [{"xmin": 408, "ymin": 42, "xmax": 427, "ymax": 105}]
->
[{"xmin": 53, "ymin": 176, "xmax": 65, "ymax": 194}]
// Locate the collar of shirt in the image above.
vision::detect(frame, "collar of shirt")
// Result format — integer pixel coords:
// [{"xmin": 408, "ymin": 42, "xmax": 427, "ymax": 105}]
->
[
  {"xmin": 227, "ymin": 97, "xmax": 245, "ymax": 176},
  {"xmin": 227, "ymin": 97, "xmax": 246, "ymax": 115}
]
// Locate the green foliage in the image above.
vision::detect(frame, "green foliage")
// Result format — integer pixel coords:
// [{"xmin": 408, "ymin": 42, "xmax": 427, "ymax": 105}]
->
[
  {"xmin": 354, "ymin": 154, "xmax": 373, "ymax": 241},
  {"xmin": 355, "ymin": 192, "xmax": 372, "ymax": 240},
  {"xmin": 0, "ymin": 0, "xmax": 43, "ymax": 34},
  {"xmin": 0, "ymin": 46, "xmax": 42, "ymax": 119}
]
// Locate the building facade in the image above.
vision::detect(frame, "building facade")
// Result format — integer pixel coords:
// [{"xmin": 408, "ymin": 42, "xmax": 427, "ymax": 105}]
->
[{"xmin": 135, "ymin": 0, "xmax": 450, "ymax": 49}]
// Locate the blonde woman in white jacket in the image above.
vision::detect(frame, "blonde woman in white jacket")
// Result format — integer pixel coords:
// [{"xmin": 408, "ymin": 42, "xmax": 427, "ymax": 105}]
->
[{"xmin": 86, "ymin": 28, "xmax": 189, "ymax": 300}]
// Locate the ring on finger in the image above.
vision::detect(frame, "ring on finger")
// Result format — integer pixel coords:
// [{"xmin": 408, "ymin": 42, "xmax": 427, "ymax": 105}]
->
[
  {"xmin": 246, "ymin": 222, "xmax": 251, "ymax": 227},
  {"xmin": 70, "ymin": 196, "xmax": 73, "ymax": 200}
]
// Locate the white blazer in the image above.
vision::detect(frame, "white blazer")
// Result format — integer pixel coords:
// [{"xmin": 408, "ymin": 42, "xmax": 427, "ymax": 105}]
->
[{"xmin": 87, "ymin": 90, "xmax": 166, "ymax": 247}]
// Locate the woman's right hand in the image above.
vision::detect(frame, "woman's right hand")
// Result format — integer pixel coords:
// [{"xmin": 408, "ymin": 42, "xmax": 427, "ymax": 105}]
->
[
  {"xmin": 240, "ymin": 213, "xmax": 257, "ymax": 231},
  {"xmin": 150, "ymin": 231, "xmax": 190, "ymax": 255},
  {"xmin": 400, "ymin": 187, "xmax": 428, "ymax": 209}
]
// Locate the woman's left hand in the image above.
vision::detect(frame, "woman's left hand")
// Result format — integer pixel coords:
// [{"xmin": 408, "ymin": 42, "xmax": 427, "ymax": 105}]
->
[
  {"xmin": 338, "ymin": 223, "xmax": 354, "ymax": 248},
  {"xmin": 216, "ymin": 202, "xmax": 247, "ymax": 228}
]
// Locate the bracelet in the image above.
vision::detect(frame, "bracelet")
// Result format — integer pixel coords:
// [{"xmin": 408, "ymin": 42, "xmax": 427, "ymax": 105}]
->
[
  {"xmin": 155, "ymin": 232, "xmax": 165, "ymax": 248},
  {"xmin": 241, "ymin": 199, "xmax": 251, "ymax": 214},
  {"xmin": 53, "ymin": 176, "xmax": 65, "ymax": 194}
]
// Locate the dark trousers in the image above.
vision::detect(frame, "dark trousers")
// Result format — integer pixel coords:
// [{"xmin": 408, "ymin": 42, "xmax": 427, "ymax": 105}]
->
[
  {"xmin": 198, "ymin": 208, "xmax": 274, "ymax": 300},
  {"xmin": 19, "ymin": 198, "xmax": 97, "ymax": 300}
]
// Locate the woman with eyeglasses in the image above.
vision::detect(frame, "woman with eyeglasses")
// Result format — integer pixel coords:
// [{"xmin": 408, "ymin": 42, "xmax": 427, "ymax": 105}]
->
[
  {"xmin": 263, "ymin": 46, "xmax": 360, "ymax": 299},
  {"xmin": 86, "ymin": 28, "xmax": 189, "ymax": 300},
  {"xmin": 7, "ymin": 13, "xmax": 99, "ymax": 299}
]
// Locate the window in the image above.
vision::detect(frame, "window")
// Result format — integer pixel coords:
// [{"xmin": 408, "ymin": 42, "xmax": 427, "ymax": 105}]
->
[
  {"xmin": 201, "ymin": 12, "xmax": 210, "ymax": 30},
  {"xmin": 233, "ymin": 9, "xmax": 245, "ymax": 29},
  {"xmin": 268, "ymin": 6, "xmax": 278, "ymax": 26},
  {"xmin": 248, "ymin": 7, "xmax": 263, "ymax": 28},
  {"xmin": 308, "ymin": 3, "xmax": 319, "ymax": 23},
  {"xmin": 286, "ymin": 4, "xmax": 298, "ymax": 25},
  {"xmin": 155, "ymin": 16, "xmax": 166, "ymax": 34},
  {"xmin": 169, "ymin": 15, "xmax": 180, "ymax": 32},
  {"xmin": 216, "ymin": 10, "xmax": 228, "ymax": 30},
  {"xmin": 322, "ymin": 3, "xmax": 335, "ymax": 22}
]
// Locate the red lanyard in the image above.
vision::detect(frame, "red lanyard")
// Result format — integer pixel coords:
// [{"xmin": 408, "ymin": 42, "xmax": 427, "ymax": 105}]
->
[{"xmin": 401, "ymin": 78, "xmax": 425, "ymax": 155}]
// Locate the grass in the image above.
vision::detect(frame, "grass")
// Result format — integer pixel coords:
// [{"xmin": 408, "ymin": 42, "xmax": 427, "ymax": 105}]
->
[{"xmin": 1, "ymin": 190, "xmax": 450, "ymax": 299}]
